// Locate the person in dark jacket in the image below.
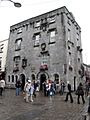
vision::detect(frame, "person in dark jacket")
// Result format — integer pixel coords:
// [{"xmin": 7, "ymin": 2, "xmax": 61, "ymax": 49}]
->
[
  {"xmin": 77, "ymin": 82, "xmax": 85, "ymax": 104},
  {"xmin": 15, "ymin": 80, "xmax": 21, "ymax": 96},
  {"xmin": 65, "ymin": 83, "xmax": 73, "ymax": 103}
]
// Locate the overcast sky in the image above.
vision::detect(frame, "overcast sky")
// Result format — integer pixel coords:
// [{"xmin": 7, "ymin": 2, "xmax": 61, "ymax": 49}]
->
[{"xmin": 0, "ymin": 0, "xmax": 90, "ymax": 64}]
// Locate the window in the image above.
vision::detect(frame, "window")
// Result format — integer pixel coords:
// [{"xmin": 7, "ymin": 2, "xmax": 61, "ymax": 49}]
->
[
  {"xmin": 49, "ymin": 16, "xmax": 55, "ymax": 24},
  {"xmin": 8, "ymin": 75, "xmax": 10, "ymax": 82},
  {"xmin": 49, "ymin": 30, "xmax": 56, "ymax": 43},
  {"xmin": 69, "ymin": 52, "xmax": 72, "ymax": 65},
  {"xmin": 0, "ymin": 58, "xmax": 2, "ymax": 69},
  {"xmin": 15, "ymin": 38, "xmax": 22, "ymax": 50},
  {"xmin": 15, "ymin": 75, "xmax": 18, "ymax": 82},
  {"xmin": 17, "ymin": 27, "xmax": 22, "ymax": 34},
  {"xmin": 22, "ymin": 57, "xmax": 27, "ymax": 68},
  {"xmin": 41, "ymin": 55, "xmax": 48, "ymax": 65},
  {"xmin": 78, "ymin": 58, "xmax": 80, "ymax": 62},
  {"xmin": 68, "ymin": 29, "xmax": 71, "ymax": 41},
  {"xmin": 68, "ymin": 46, "xmax": 70, "ymax": 50},
  {"xmin": 13, "ymin": 56, "xmax": 20, "ymax": 72},
  {"xmin": 0, "ymin": 44, "xmax": 4, "ymax": 53},
  {"xmin": 12, "ymin": 75, "xmax": 14, "ymax": 82},
  {"xmin": 33, "ymin": 33, "xmax": 40, "ymax": 46},
  {"xmin": 35, "ymin": 21, "xmax": 41, "ymax": 28},
  {"xmin": 54, "ymin": 74, "xmax": 59, "ymax": 84}
]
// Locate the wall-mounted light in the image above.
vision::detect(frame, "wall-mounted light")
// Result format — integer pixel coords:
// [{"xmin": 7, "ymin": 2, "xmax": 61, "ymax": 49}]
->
[{"xmin": 1, "ymin": 0, "xmax": 22, "ymax": 8}]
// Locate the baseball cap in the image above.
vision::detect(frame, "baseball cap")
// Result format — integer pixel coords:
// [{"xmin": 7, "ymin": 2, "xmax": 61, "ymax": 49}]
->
[{"xmin": 28, "ymin": 80, "xmax": 31, "ymax": 83}]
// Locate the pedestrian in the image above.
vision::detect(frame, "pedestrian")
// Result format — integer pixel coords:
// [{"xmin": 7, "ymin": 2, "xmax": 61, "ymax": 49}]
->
[
  {"xmin": 65, "ymin": 83, "xmax": 73, "ymax": 103},
  {"xmin": 0, "ymin": 78, "xmax": 5, "ymax": 96},
  {"xmin": 85, "ymin": 81, "xmax": 89, "ymax": 96},
  {"xmin": 29, "ymin": 82, "xmax": 34, "ymax": 102},
  {"xmin": 15, "ymin": 79, "xmax": 21, "ymax": 96},
  {"xmin": 24, "ymin": 79, "xmax": 31, "ymax": 102},
  {"xmin": 49, "ymin": 83, "xmax": 55, "ymax": 97},
  {"xmin": 33, "ymin": 80, "xmax": 37, "ymax": 98},
  {"xmin": 43, "ymin": 81, "xmax": 47, "ymax": 96},
  {"xmin": 59, "ymin": 80, "xmax": 65, "ymax": 95},
  {"xmin": 76, "ymin": 82, "xmax": 85, "ymax": 104}
]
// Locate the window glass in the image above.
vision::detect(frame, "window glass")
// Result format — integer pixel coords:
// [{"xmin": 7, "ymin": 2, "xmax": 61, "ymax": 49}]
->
[
  {"xmin": 34, "ymin": 34, "xmax": 40, "ymax": 46},
  {"xmin": 13, "ymin": 56, "xmax": 20, "ymax": 71},
  {"xmin": 15, "ymin": 38, "xmax": 22, "ymax": 50},
  {"xmin": 68, "ymin": 29, "xmax": 71, "ymax": 41},
  {"xmin": 49, "ymin": 16, "xmax": 55, "ymax": 23},
  {"xmin": 35, "ymin": 21, "xmax": 40, "ymax": 28},
  {"xmin": 15, "ymin": 75, "xmax": 18, "ymax": 82},
  {"xmin": 12, "ymin": 75, "xmax": 14, "ymax": 82},
  {"xmin": 50, "ymin": 30, "xmax": 55, "ymax": 43},
  {"xmin": 0, "ymin": 58, "xmax": 2, "ymax": 69},
  {"xmin": 8, "ymin": 75, "xmax": 10, "ymax": 82},
  {"xmin": 41, "ymin": 55, "xmax": 48, "ymax": 65},
  {"xmin": 0, "ymin": 44, "xmax": 4, "ymax": 53},
  {"xmin": 17, "ymin": 27, "xmax": 22, "ymax": 34}
]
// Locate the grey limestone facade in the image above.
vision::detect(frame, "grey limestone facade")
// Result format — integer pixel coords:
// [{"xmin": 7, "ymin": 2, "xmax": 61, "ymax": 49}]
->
[{"xmin": 5, "ymin": 6, "xmax": 83, "ymax": 90}]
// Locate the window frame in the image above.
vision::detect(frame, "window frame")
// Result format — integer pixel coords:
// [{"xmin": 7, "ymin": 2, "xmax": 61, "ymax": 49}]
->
[{"xmin": 15, "ymin": 38, "xmax": 22, "ymax": 51}]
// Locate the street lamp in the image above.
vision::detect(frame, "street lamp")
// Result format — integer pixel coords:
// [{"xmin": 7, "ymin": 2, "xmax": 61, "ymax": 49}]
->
[{"xmin": 1, "ymin": 0, "xmax": 22, "ymax": 7}]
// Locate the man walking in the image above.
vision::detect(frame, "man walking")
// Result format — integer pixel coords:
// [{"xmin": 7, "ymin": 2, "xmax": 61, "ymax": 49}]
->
[{"xmin": 65, "ymin": 83, "xmax": 73, "ymax": 103}]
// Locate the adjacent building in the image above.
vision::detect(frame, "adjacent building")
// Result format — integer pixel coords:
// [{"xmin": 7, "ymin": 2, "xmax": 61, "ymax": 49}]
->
[
  {"xmin": 83, "ymin": 63, "xmax": 90, "ymax": 83},
  {"xmin": 5, "ymin": 6, "xmax": 83, "ymax": 90},
  {"xmin": 0, "ymin": 39, "xmax": 8, "ymax": 79}
]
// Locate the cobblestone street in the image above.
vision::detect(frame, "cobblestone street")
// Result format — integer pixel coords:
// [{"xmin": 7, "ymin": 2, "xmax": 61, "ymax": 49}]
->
[{"xmin": 0, "ymin": 89, "xmax": 86, "ymax": 120}]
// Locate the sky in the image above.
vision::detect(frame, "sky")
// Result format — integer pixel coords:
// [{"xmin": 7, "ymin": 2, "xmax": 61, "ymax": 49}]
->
[{"xmin": 0, "ymin": 0, "xmax": 90, "ymax": 64}]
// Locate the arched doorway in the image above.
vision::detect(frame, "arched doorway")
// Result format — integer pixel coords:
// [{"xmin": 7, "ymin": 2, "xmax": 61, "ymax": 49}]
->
[
  {"xmin": 40, "ymin": 74, "xmax": 46, "ymax": 90},
  {"xmin": 20, "ymin": 74, "xmax": 25, "ymax": 91},
  {"xmin": 36, "ymin": 71, "xmax": 49, "ymax": 91},
  {"xmin": 53, "ymin": 73, "xmax": 60, "ymax": 84},
  {"xmin": 31, "ymin": 74, "xmax": 35, "ymax": 80}
]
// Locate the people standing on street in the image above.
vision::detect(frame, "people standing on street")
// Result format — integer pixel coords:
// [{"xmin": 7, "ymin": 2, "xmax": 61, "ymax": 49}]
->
[
  {"xmin": 15, "ymin": 79, "xmax": 21, "ymax": 96},
  {"xmin": 0, "ymin": 78, "xmax": 5, "ymax": 96},
  {"xmin": 49, "ymin": 82, "xmax": 55, "ymax": 97},
  {"xmin": 85, "ymin": 81, "xmax": 89, "ymax": 97},
  {"xmin": 43, "ymin": 81, "xmax": 47, "ymax": 96},
  {"xmin": 76, "ymin": 82, "xmax": 85, "ymax": 104},
  {"xmin": 59, "ymin": 80, "xmax": 65, "ymax": 95},
  {"xmin": 29, "ymin": 82, "xmax": 34, "ymax": 102},
  {"xmin": 65, "ymin": 83, "xmax": 73, "ymax": 103},
  {"xmin": 24, "ymin": 79, "xmax": 31, "ymax": 102},
  {"xmin": 33, "ymin": 80, "xmax": 37, "ymax": 98}
]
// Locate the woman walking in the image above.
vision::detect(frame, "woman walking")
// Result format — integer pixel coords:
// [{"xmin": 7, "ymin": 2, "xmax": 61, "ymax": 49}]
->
[
  {"xmin": 77, "ymin": 82, "xmax": 85, "ymax": 104},
  {"xmin": 24, "ymin": 79, "xmax": 31, "ymax": 102}
]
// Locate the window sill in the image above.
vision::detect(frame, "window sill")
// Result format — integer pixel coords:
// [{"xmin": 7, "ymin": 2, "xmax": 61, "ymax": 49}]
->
[
  {"xmin": 15, "ymin": 49, "xmax": 21, "ymax": 51},
  {"xmin": 34, "ymin": 45, "xmax": 39, "ymax": 47},
  {"xmin": 48, "ymin": 41, "xmax": 56, "ymax": 45}
]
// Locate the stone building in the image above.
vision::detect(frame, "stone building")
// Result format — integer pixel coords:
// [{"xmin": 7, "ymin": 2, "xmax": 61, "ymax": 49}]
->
[
  {"xmin": 6, "ymin": 6, "xmax": 83, "ymax": 90},
  {"xmin": 83, "ymin": 63, "xmax": 90, "ymax": 83},
  {"xmin": 0, "ymin": 39, "xmax": 8, "ymax": 79}
]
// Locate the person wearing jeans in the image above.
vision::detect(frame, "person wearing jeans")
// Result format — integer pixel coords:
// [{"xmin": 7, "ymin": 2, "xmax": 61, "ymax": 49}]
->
[{"xmin": 15, "ymin": 80, "xmax": 21, "ymax": 96}]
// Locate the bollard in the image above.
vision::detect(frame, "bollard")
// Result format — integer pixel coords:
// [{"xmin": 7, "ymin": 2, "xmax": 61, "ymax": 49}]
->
[{"xmin": 88, "ymin": 96, "xmax": 90, "ymax": 113}]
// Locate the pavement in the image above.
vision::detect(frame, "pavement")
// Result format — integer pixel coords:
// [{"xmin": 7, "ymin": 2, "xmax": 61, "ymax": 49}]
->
[{"xmin": 0, "ymin": 89, "xmax": 87, "ymax": 120}]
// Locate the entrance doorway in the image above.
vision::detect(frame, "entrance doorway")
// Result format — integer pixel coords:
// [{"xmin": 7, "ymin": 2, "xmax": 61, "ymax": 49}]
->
[
  {"xmin": 40, "ymin": 74, "xmax": 46, "ymax": 90},
  {"xmin": 20, "ymin": 74, "xmax": 25, "ymax": 91}
]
